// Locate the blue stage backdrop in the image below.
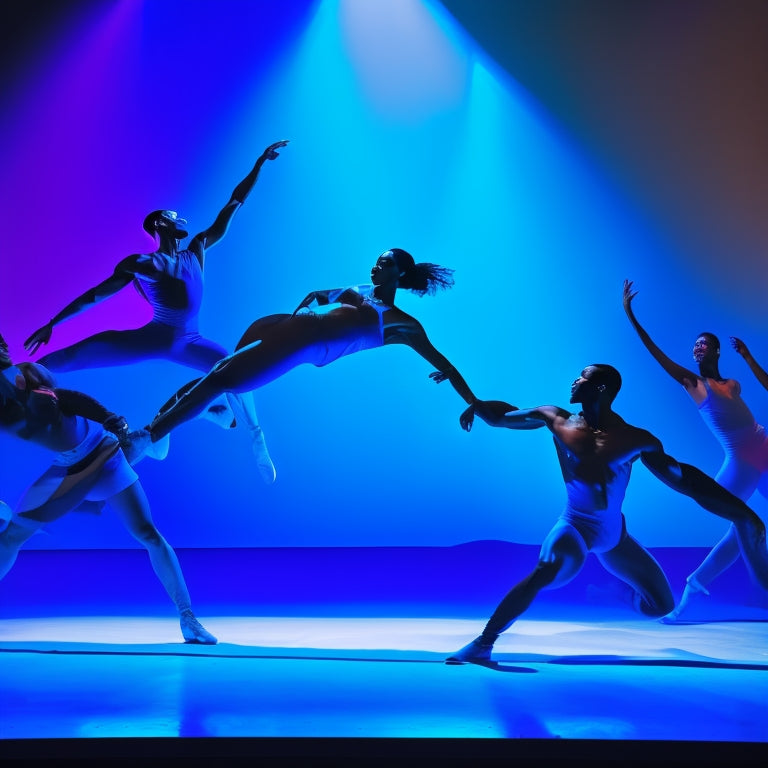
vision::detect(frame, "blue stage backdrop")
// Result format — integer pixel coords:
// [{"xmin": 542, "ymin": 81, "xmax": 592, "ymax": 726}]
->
[{"xmin": 1, "ymin": 0, "xmax": 767, "ymax": 550}]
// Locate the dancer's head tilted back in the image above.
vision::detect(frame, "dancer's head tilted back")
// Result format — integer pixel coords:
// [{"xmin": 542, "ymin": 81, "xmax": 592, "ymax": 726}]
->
[
  {"xmin": 142, "ymin": 209, "xmax": 189, "ymax": 240},
  {"xmin": 570, "ymin": 364, "xmax": 622, "ymax": 406}
]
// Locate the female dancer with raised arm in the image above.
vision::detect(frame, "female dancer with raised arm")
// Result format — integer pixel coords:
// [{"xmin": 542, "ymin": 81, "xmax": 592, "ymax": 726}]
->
[
  {"xmin": 132, "ymin": 248, "xmax": 484, "ymax": 448},
  {"xmin": 623, "ymin": 280, "xmax": 768, "ymax": 621}
]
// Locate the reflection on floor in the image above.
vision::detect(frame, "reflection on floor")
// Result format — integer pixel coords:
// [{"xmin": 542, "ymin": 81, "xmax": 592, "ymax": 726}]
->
[
  {"xmin": 1, "ymin": 544, "xmax": 767, "ymax": 764},
  {"xmin": 1, "ymin": 615, "xmax": 767, "ymax": 763}
]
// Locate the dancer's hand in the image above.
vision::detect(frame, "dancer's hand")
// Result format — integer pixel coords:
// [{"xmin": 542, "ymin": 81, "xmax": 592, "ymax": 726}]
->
[
  {"xmin": 429, "ymin": 370, "xmax": 448, "ymax": 384},
  {"xmin": 24, "ymin": 322, "xmax": 53, "ymax": 355},
  {"xmin": 472, "ymin": 400, "xmax": 519, "ymax": 428},
  {"xmin": 103, "ymin": 413, "xmax": 129, "ymax": 438},
  {"xmin": 262, "ymin": 140, "xmax": 289, "ymax": 161},
  {"xmin": 730, "ymin": 336, "xmax": 749, "ymax": 357},
  {"xmin": 622, "ymin": 279, "xmax": 638, "ymax": 310},
  {"xmin": 459, "ymin": 403, "xmax": 475, "ymax": 431}
]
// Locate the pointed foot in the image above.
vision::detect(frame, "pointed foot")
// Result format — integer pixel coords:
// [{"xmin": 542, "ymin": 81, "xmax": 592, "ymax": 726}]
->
[
  {"xmin": 180, "ymin": 610, "xmax": 218, "ymax": 645},
  {"xmin": 660, "ymin": 575, "xmax": 711, "ymax": 624},
  {"xmin": 201, "ymin": 395, "xmax": 237, "ymax": 430},
  {"xmin": 445, "ymin": 637, "xmax": 494, "ymax": 665},
  {"xmin": 251, "ymin": 427, "xmax": 276, "ymax": 485}
]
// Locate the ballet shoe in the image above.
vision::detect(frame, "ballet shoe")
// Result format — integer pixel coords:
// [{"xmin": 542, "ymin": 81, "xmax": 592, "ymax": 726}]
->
[
  {"xmin": 250, "ymin": 426, "xmax": 276, "ymax": 485},
  {"xmin": 180, "ymin": 610, "xmax": 218, "ymax": 645},
  {"xmin": 445, "ymin": 636, "xmax": 494, "ymax": 665},
  {"xmin": 121, "ymin": 429, "xmax": 170, "ymax": 465}
]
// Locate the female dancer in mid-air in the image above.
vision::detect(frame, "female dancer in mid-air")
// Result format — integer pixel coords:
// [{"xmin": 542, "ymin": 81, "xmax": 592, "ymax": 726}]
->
[
  {"xmin": 132, "ymin": 248, "xmax": 484, "ymax": 448},
  {"xmin": 23, "ymin": 141, "xmax": 289, "ymax": 484},
  {"xmin": 623, "ymin": 280, "xmax": 768, "ymax": 621},
  {"xmin": 0, "ymin": 335, "xmax": 216, "ymax": 644}
]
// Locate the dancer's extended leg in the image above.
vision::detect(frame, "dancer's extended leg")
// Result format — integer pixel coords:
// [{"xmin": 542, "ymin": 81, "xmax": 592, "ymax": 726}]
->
[
  {"xmin": 665, "ymin": 464, "xmax": 768, "ymax": 592},
  {"xmin": 663, "ymin": 459, "xmax": 763, "ymax": 622},
  {"xmin": 229, "ymin": 391, "xmax": 276, "ymax": 484},
  {"xmin": 661, "ymin": 526, "xmax": 738, "ymax": 623},
  {"xmin": 176, "ymin": 337, "xmax": 240, "ymax": 431},
  {"xmin": 148, "ymin": 354, "xmax": 244, "ymax": 441},
  {"xmin": 110, "ymin": 481, "xmax": 216, "ymax": 644},
  {"xmin": 37, "ymin": 326, "xmax": 170, "ymax": 372},
  {"xmin": 446, "ymin": 524, "xmax": 587, "ymax": 664}
]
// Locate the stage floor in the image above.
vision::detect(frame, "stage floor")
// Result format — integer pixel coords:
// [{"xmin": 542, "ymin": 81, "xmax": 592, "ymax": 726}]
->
[
  {"xmin": 1, "ymin": 544, "xmax": 767, "ymax": 763},
  {"xmin": 1, "ymin": 612, "xmax": 767, "ymax": 764}
]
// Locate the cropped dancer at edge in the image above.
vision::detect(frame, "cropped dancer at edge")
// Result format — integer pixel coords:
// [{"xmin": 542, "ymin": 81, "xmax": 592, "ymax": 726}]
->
[
  {"xmin": 623, "ymin": 280, "xmax": 768, "ymax": 621},
  {"xmin": 446, "ymin": 364, "xmax": 768, "ymax": 665},
  {"xmin": 24, "ymin": 141, "xmax": 289, "ymax": 484},
  {"xmin": 0, "ymin": 334, "xmax": 216, "ymax": 644}
]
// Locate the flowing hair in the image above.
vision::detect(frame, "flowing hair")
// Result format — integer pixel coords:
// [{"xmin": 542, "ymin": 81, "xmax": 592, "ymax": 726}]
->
[{"xmin": 389, "ymin": 248, "xmax": 455, "ymax": 297}]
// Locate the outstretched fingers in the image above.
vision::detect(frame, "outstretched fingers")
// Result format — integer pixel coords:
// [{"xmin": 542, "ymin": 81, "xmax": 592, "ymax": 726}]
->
[
  {"xmin": 265, "ymin": 139, "xmax": 290, "ymax": 159},
  {"xmin": 623, "ymin": 279, "xmax": 638, "ymax": 304},
  {"xmin": 730, "ymin": 336, "xmax": 746, "ymax": 355}
]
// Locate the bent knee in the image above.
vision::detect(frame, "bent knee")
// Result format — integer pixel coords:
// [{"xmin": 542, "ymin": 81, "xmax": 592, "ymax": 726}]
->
[{"xmin": 131, "ymin": 526, "xmax": 164, "ymax": 547}]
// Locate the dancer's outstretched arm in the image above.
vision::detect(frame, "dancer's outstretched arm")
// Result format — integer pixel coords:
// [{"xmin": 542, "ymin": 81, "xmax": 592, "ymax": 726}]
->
[
  {"xmin": 56, "ymin": 388, "xmax": 129, "ymax": 438},
  {"xmin": 14, "ymin": 360, "xmax": 130, "ymax": 439},
  {"xmin": 730, "ymin": 336, "xmax": 768, "ymax": 392},
  {"xmin": 189, "ymin": 140, "xmax": 289, "ymax": 265},
  {"xmin": 622, "ymin": 279, "xmax": 698, "ymax": 385},
  {"xmin": 459, "ymin": 401, "xmax": 551, "ymax": 432},
  {"xmin": 390, "ymin": 322, "xmax": 480, "ymax": 405},
  {"xmin": 23, "ymin": 261, "xmax": 136, "ymax": 355}
]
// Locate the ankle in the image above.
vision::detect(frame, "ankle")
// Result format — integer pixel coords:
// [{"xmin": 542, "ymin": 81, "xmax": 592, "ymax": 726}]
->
[{"xmin": 686, "ymin": 574, "xmax": 709, "ymax": 594}]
